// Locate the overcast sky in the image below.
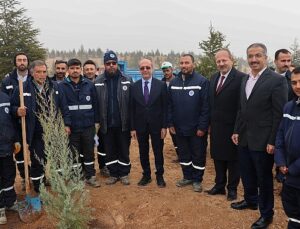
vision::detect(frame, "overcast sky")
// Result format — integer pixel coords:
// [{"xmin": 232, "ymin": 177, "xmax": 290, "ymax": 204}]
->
[{"xmin": 21, "ymin": 0, "xmax": 299, "ymax": 59}]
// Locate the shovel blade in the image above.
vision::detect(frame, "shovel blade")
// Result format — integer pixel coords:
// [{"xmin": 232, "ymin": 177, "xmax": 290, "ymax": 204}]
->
[{"xmin": 18, "ymin": 195, "xmax": 42, "ymax": 223}]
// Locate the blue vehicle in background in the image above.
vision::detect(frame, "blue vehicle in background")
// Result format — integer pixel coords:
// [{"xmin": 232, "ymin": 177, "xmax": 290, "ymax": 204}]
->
[{"xmin": 118, "ymin": 60, "xmax": 163, "ymax": 82}]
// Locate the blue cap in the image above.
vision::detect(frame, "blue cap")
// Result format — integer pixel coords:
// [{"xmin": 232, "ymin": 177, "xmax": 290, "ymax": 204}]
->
[{"xmin": 104, "ymin": 50, "xmax": 118, "ymax": 63}]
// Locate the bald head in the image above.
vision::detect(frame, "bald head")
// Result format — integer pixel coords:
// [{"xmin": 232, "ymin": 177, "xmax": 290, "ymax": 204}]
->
[{"xmin": 139, "ymin": 58, "xmax": 153, "ymax": 80}]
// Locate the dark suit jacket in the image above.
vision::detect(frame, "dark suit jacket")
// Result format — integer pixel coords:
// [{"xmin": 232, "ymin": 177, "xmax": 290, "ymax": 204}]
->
[
  {"xmin": 234, "ymin": 68, "xmax": 288, "ymax": 151},
  {"xmin": 131, "ymin": 77, "xmax": 168, "ymax": 133},
  {"xmin": 209, "ymin": 68, "xmax": 246, "ymax": 160}
]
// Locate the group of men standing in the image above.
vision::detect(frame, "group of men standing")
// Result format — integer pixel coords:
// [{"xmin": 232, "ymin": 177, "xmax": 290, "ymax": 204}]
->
[{"xmin": 0, "ymin": 44, "xmax": 299, "ymax": 228}]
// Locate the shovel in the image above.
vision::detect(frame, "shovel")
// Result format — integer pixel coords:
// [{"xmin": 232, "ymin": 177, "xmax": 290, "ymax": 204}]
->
[{"xmin": 17, "ymin": 78, "xmax": 42, "ymax": 223}]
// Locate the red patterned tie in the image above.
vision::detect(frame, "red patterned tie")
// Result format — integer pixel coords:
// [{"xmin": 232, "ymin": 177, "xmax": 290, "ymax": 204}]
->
[{"xmin": 216, "ymin": 75, "xmax": 225, "ymax": 94}]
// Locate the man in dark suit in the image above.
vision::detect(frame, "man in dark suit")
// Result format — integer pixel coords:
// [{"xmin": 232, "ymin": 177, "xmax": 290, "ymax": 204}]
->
[
  {"xmin": 131, "ymin": 58, "xmax": 168, "ymax": 188},
  {"xmin": 231, "ymin": 43, "xmax": 288, "ymax": 229},
  {"xmin": 206, "ymin": 48, "xmax": 246, "ymax": 201},
  {"xmin": 274, "ymin": 49, "xmax": 295, "ymax": 183}
]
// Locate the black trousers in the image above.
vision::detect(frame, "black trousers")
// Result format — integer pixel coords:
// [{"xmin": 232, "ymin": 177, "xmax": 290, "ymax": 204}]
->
[
  {"xmin": 137, "ymin": 129, "xmax": 164, "ymax": 177},
  {"xmin": 15, "ymin": 144, "xmax": 25, "ymax": 179},
  {"xmin": 176, "ymin": 135, "xmax": 207, "ymax": 182},
  {"xmin": 97, "ymin": 131, "xmax": 106, "ymax": 169},
  {"xmin": 170, "ymin": 132, "xmax": 179, "ymax": 157},
  {"xmin": 0, "ymin": 154, "xmax": 16, "ymax": 208},
  {"xmin": 282, "ymin": 183, "xmax": 300, "ymax": 229},
  {"xmin": 213, "ymin": 159, "xmax": 240, "ymax": 191},
  {"xmin": 29, "ymin": 131, "xmax": 45, "ymax": 193},
  {"xmin": 239, "ymin": 146, "xmax": 274, "ymax": 218},
  {"xmin": 70, "ymin": 126, "xmax": 96, "ymax": 179},
  {"xmin": 103, "ymin": 127, "xmax": 131, "ymax": 177}
]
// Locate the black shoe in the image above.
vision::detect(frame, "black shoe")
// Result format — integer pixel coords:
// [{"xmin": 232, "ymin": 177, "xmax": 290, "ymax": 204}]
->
[
  {"xmin": 251, "ymin": 216, "xmax": 273, "ymax": 229},
  {"xmin": 227, "ymin": 190, "xmax": 237, "ymax": 201},
  {"xmin": 138, "ymin": 176, "xmax": 152, "ymax": 186},
  {"xmin": 156, "ymin": 176, "xmax": 166, "ymax": 188},
  {"xmin": 231, "ymin": 200, "xmax": 258, "ymax": 210},
  {"xmin": 205, "ymin": 187, "xmax": 226, "ymax": 195}
]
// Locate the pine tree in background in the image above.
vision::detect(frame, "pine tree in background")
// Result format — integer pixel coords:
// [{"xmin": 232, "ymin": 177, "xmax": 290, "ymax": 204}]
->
[
  {"xmin": 38, "ymin": 94, "xmax": 91, "ymax": 229},
  {"xmin": 0, "ymin": 0, "xmax": 45, "ymax": 80},
  {"xmin": 290, "ymin": 38, "xmax": 300, "ymax": 67},
  {"xmin": 196, "ymin": 24, "xmax": 229, "ymax": 79}
]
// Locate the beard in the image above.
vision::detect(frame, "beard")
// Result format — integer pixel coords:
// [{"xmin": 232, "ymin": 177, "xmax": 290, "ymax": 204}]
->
[
  {"xmin": 106, "ymin": 69, "xmax": 118, "ymax": 77},
  {"xmin": 17, "ymin": 65, "xmax": 27, "ymax": 72}
]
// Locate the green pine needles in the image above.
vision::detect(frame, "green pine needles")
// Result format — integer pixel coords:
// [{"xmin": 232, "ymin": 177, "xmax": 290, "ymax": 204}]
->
[{"xmin": 38, "ymin": 92, "xmax": 91, "ymax": 229}]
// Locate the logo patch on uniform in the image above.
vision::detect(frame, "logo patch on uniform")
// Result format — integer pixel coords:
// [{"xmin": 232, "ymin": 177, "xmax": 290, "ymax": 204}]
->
[
  {"xmin": 122, "ymin": 85, "xmax": 127, "ymax": 91},
  {"xmin": 189, "ymin": 90, "xmax": 194, "ymax": 96},
  {"xmin": 5, "ymin": 107, "xmax": 9, "ymax": 114},
  {"xmin": 86, "ymin": 96, "xmax": 91, "ymax": 101}
]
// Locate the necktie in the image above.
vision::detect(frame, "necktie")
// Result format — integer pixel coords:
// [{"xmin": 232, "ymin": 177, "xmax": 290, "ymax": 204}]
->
[
  {"xmin": 216, "ymin": 75, "xmax": 225, "ymax": 94},
  {"xmin": 144, "ymin": 81, "xmax": 149, "ymax": 104}
]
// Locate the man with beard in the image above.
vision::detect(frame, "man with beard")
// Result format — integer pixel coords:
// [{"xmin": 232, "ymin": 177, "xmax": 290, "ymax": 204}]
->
[
  {"xmin": 1, "ymin": 52, "xmax": 30, "ymax": 190},
  {"xmin": 52, "ymin": 60, "xmax": 68, "ymax": 83},
  {"xmin": 83, "ymin": 59, "xmax": 110, "ymax": 177},
  {"xmin": 59, "ymin": 58, "xmax": 100, "ymax": 187},
  {"xmin": 95, "ymin": 51, "xmax": 131, "ymax": 185},
  {"xmin": 168, "ymin": 54, "xmax": 209, "ymax": 192},
  {"xmin": 231, "ymin": 43, "xmax": 288, "ymax": 229},
  {"xmin": 11, "ymin": 60, "xmax": 71, "ymax": 193},
  {"xmin": 274, "ymin": 49, "xmax": 295, "ymax": 101}
]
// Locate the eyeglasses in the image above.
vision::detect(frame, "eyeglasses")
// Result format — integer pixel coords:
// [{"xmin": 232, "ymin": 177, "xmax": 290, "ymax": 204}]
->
[
  {"xmin": 140, "ymin": 66, "xmax": 151, "ymax": 70},
  {"xmin": 105, "ymin": 61, "xmax": 117, "ymax": 66}
]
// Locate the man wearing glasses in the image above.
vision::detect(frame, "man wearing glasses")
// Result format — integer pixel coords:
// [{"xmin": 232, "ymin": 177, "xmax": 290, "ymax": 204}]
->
[
  {"xmin": 95, "ymin": 50, "xmax": 132, "ymax": 185},
  {"xmin": 131, "ymin": 58, "xmax": 168, "ymax": 188}
]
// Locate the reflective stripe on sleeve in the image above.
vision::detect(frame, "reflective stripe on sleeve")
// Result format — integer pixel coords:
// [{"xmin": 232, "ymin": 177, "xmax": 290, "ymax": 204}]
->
[
  {"xmin": 23, "ymin": 93, "xmax": 31, "ymax": 96},
  {"xmin": 6, "ymin": 85, "xmax": 13, "ymax": 89},
  {"xmin": 283, "ymin": 114, "xmax": 300, "ymax": 120}
]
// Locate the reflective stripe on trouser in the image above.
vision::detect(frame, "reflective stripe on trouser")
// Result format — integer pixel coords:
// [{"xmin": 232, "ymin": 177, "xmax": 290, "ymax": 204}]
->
[
  {"xmin": 282, "ymin": 183, "xmax": 300, "ymax": 229},
  {"xmin": 0, "ymin": 155, "xmax": 16, "ymax": 208},
  {"xmin": 69, "ymin": 126, "xmax": 96, "ymax": 178},
  {"xmin": 15, "ymin": 144, "xmax": 26, "ymax": 179},
  {"xmin": 97, "ymin": 131, "xmax": 106, "ymax": 169},
  {"xmin": 176, "ymin": 134, "xmax": 207, "ymax": 182},
  {"xmin": 103, "ymin": 128, "xmax": 131, "ymax": 177},
  {"xmin": 29, "ymin": 132, "xmax": 46, "ymax": 193}
]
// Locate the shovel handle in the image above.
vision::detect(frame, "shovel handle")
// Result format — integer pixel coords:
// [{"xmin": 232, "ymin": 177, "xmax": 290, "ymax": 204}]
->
[{"xmin": 18, "ymin": 79, "xmax": 30, "ymax": 195}]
